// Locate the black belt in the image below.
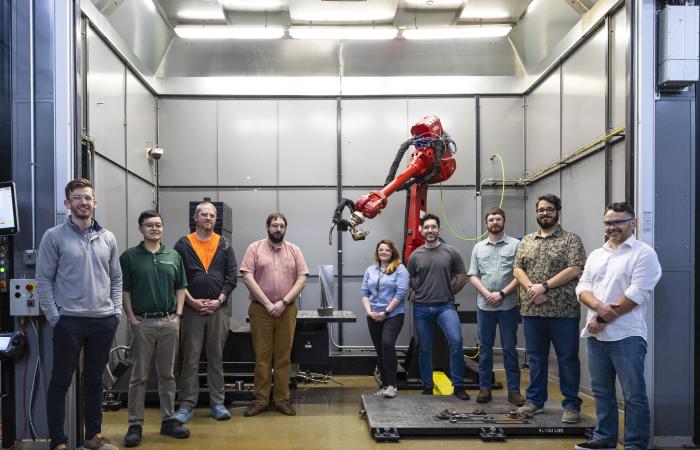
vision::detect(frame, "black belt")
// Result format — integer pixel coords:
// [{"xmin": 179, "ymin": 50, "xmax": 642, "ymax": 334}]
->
[{"xmin": 135, "ymin": 311, "xmax": 175, "ymax": 318}]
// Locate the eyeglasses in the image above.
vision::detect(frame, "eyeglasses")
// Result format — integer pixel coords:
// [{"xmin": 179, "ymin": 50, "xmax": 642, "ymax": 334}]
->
[
  {"xmin": 141, "ymin": 222, "xmax": 163, "ymax": 229},
  {"xmin": 70, "ymin": 194, "xmax": 94, "ymax": 202},
  {"xmin": 536, "ymin": 207, "xmax": 557, "ymax": 215},
  {"xmin": 603, "ymin": 218, "xmax": 633, "ymax": 227}
]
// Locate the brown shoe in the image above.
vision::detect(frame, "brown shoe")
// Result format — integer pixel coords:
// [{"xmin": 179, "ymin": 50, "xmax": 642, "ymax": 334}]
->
[
  {"xmin": 476, "ymin": 389, "xmax": 492, "ymax": 403},
  {"xmin": 244, "ymin": 401, "xmax": 268, "ymax": 417},
  {"xmin": 507, "ymin": 390, "xmax": 526, "ymax": 406},
  {"xmin": 276, "ymin": 400, "xmax": 296, "ymax": 416}
]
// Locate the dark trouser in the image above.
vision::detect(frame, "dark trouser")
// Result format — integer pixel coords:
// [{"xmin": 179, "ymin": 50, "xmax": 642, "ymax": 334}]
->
[
  {"xmin": 477, "ymin": 307, "xmax": 521, "ymax": 391},
  {"xmin": 413, "ymin": 303, "xmax": 464, "ymax": 389},
  {"xmin": 522, "ymin": 316, "xmax": 582, "ymax": 410},
  {"xmin": 588, "ymin": 336, "xmax": 649, "ymax": 450},
  {"xmin": 47, "ymin": 315, "xmax": 119, "ymax": 450},
  {"xmin": 366, "ymin": 314, "xmax": 405, "ymax": 387}
]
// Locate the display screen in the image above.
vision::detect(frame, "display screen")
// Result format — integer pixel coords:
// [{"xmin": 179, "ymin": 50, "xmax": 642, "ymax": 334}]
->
[
  {"xmin": 0, "ymin": 181, "xmax": 19, "ymax": 235},
  {"xmin": 0, "ymin": 336, "xmax": 11, "ymax": 352}
]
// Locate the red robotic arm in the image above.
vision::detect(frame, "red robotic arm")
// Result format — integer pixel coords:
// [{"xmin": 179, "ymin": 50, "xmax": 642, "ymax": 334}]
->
[{"xmin": 330, "ymin": 115, "xmax": 457, "ymax": 262}]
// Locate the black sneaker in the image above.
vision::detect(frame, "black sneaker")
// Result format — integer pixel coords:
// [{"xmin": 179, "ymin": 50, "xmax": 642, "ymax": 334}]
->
[
  {"xmin": 574, "ymin": 441, "xmax": 616, "ymax": 450},
  {"xmin": 453, "ymin": 388, "xmax": 470, "ymax": 401},
  {"xmin": 421, "ymin": 388, "xmax": 433, "ymax": 395},
  {"xmin": 123, "ymin": 424, "xmax": 142, "ymax": 447},
  {"xmin": 160, "ymin": 419, "xmax": 190, "ymax": 439}
]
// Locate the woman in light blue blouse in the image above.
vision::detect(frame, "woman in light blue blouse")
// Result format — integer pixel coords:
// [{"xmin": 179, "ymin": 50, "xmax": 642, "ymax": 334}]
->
[{"xmin": 361, "ymin": 239, "xmax": 409, "ymax": 398}]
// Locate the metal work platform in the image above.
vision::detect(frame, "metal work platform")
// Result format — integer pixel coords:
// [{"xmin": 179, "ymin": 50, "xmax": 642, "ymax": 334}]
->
[{"xmin": 361, "ymin": 395, "xmax": 595, "ymax": 442}]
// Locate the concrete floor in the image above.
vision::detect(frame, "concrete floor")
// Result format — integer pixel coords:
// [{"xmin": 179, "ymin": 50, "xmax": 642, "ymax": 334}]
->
[{"xmin": 96, "ymin": 371, "xmax": 615, "ymax": 450}]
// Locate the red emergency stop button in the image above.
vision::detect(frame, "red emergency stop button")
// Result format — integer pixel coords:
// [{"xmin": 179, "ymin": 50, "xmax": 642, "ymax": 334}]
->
[
  {"xmin": 26, "ymin": 284, "xmax": 35, "ymax": 292},
  {"xmin": 0, "ymin": 280, "xmax": 6, "ymax": 289}
]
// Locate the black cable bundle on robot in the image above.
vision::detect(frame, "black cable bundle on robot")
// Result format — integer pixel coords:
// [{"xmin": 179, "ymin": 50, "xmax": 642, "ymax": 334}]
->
[{"xmin": 383, "ymin": 133, "xmax": 457, "ymax": 192}]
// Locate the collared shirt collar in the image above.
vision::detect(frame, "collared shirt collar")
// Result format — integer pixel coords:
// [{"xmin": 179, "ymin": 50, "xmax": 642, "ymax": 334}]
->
[
  {"xmin": 67, "ymin": 215, "xmax": 100, "ymax": 234},
  {"xmin": 602, "ymin": 234, "xmax": 637, "ymax": 252},
  {"xmin": 486, "ymin": 234, "xmax": 507, "ymax": 245},
  {"xmin": 138, "ymin": 241, "xmax": 165, "ymax": 254},
  {"xmin": 535, "ymin": 224, "xmax": 562, "ymax": 239}
]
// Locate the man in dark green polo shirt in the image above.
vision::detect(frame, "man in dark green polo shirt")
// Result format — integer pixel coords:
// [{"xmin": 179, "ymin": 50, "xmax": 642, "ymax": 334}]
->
[{"xmin": 119, "ymin": 210, "xmax": 189, "ymax": 447}]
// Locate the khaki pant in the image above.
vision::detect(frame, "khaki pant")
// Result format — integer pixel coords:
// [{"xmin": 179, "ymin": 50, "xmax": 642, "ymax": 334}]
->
[
  {"xmin": 249, "ymin": 301, "xmax": 297, "ymax": 406},
  {"xmin": 178, "ymin": 305, "xmax": 230, "ymax": 409},
  {"xmin": 127, "ymin": 316, "xmax": 180, "ymax": 425}
]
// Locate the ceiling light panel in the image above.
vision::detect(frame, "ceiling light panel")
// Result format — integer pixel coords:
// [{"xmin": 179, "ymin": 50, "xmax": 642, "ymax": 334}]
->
[
  {"xmin": 289, "ymin": 26, "xmax": 397, "ymax": 39},
  {"xmin": 402, "ymin": 0, "xmax": 463, "ymax": 9},
  {"xmin": 289, "ymin": 0, "xmax": 399, "ymax": 23},
  {"xmin": 174, "ymin": 25, "xmax": 285, "ymax": 39},
  {"xmin": 219, "ymin": 0, "xmax": 288, "ymax": 11},
  {"xmin": 403, "ymin": 25, "xmax": 512, "ymax": 39}
]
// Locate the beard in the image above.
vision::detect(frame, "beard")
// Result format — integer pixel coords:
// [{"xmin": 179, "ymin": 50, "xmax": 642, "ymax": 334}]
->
[
  {"xmin": 268, "ymin": 230, "xmax": 285, "ymax": 243},
  {"xmin": 536, "ymin": 214, "xmax": 559, "ymax": 230},
  {"xmin": 487, "ymin": 223, "xmax": 503, "ymax": 234}
]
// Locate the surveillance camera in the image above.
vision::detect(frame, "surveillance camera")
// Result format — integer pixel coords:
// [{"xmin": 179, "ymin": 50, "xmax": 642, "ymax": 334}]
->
[{"xmin": 147, "ymin": 147, "xmax": 164, "ymax": 161}]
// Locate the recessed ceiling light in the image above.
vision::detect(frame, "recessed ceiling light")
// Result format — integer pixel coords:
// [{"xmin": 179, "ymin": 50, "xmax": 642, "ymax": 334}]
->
[
  {"xmin": 174, "ymin": 25, "xmax": 285, "ymax": 39},
  {"xmin": 403, "ymin": 25, "xmax": 512, "ymax": 39},
  {"xmin": 177, "ymin": 6, "xmax": 226, "ymax": 21},
  {"xmin": 289, "ymin": 26, "xmax": 397, "ymax": 40}
]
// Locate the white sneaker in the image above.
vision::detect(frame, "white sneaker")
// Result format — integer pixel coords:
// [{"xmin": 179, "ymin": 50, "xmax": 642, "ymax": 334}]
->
[
  {"xmin": 383, "ymin": 386, "xmax": 397, "ymax": 398},
  {"xmin": 373, "ymin": 387, "xmax": 385, "ymax": 396}
]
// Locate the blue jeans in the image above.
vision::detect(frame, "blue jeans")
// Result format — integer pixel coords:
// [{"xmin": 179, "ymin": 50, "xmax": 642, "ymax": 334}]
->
[
  {"xmin": 587, "ymin": 336, "xmax": 649, "ymax": 450},
  {"xmin": 47, "ymin": 315, "xmax": 119, "ymax": 449},
  {"xmin": 413, "ymin": 303, "xmax": 464, "ymax": 389},
  {"xmin": 522, "ymin": 316, "xmax": 582, "ymax": 410},
  {"xmin": 477, "ymin": 307, "xmax": 521, "ymax": 391}
]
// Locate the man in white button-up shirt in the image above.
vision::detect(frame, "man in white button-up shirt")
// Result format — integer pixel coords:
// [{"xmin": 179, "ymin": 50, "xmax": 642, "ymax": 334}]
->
[{"xmin": 574, "ymin": 202, "xmax": 661, "ymax": 450}]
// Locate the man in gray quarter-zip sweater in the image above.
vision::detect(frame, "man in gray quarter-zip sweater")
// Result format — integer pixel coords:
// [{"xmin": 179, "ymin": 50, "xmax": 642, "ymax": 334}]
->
[{"xmin": 36, "ymin": 178, "xmax": 122, "ymax": 450}]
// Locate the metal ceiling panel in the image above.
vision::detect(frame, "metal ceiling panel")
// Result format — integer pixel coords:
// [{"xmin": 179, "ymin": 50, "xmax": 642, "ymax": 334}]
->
[
  {"xmin": 289, "ymin": 0, "xmax": 399, "ymax": 23},
  {"xmin": 402, "ymin": 0, "xmax": 463, "ymax": 9},
  {"xmin": 508, "ymin": 0, "xmax": 580, "ymax": 73},
  {"xmin": 157, "ymin": 38, "xmax": 339, "ymax": 76},
  {"xmin": 459, "ymin": 0, "xmax": 531, "ymax": 22},
  {"xmin": 98, "ymin": 0, "xmax": 174, "ymax": 74}
]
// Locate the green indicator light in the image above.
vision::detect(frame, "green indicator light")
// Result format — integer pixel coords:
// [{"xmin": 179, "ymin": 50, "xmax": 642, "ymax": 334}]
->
[{"xmin": 0, "ymin": 268, "xmax": 5, "ymax": 273}]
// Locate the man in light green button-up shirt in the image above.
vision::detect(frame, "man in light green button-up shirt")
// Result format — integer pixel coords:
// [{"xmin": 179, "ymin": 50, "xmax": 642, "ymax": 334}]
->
[{"xmin": 468, "ymin": 207, "xmax": 523, "ymax": 406}]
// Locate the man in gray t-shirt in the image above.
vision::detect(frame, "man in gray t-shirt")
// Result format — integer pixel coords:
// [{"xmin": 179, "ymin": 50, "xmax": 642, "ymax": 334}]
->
[{"xmin": 407, "ymin": 213, "xmax": 469, "ymax": 400}]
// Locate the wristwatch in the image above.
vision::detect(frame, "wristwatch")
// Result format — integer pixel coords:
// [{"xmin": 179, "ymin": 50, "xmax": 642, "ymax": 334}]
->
[
  {"xmin": 176, "ymin": 313, "xmax": 183, "ymax": 320},
  {"xmin": 595, "ymin": 315, "xmax": 607, "ymax": 324},
  {"xmin": 384, "ymin": 309, "xmax": 391, "ymax": 315},
  {"xmin": 282, "ymin": 299, "xmax": 290, "ymax": 306},
  {"xmin": 542, "ymin": 281, "xmax": 550, "ymax": 293},
  {"xmin": 499, "ymin": 290, "xmax": 506, "ymax": 299}
]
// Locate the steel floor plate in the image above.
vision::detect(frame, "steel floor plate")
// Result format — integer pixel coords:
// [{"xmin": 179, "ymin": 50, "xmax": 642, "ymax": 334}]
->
[{"xmin": 361, "ymin": 394, "xmax": 595, "ymax": 442}]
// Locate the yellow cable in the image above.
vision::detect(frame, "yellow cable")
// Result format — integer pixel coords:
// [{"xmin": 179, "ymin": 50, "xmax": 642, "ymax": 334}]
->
[
  {"xmin": 465, "ymin": 344, "xmax": 480, "ymax": 360},
  {"xmin": 441, "ymin": 153, "xmax": 506, "ymax": 242}
]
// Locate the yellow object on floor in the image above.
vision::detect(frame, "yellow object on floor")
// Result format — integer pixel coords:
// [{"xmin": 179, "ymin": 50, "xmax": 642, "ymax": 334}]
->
[{"xmin": 432, "ymin": 371, "xmax": 453, "ymax": 395}]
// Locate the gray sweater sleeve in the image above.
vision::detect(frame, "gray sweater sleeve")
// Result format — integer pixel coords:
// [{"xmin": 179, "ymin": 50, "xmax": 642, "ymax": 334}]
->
[
  {"xmin": 106, "ymin": 231, "xmax": 123, "ymax": 319},
  {"xmin": 36, "ymin": 230, "xmax": 60, "ymax": 325}
]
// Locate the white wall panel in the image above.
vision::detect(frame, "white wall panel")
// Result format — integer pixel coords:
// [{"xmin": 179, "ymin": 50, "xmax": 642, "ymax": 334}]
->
[
  {"xmin": 217, "ymin": 190, "xmax": 278, "ymax": 270},
  {"xmin": 158, "ymin": 100, "xmax": 217, "ymax": 186},
  {"xmin": 341, "ymin": 99, "xmax": 408, "ymax": 185},
  {"xmin": 561, "ymin": 153, "xmax": 606, "ymax": 256},
  {"xmin": 339, "ymin": 280, "xmax": 374, "ymax": 347},
  {"xmin": 126, "ymin": 72, "xmax": 156, "ymax": 181},
  {"xmin": 158, "ymin": 189, "xmax": 218, "ymax": 248},
  {"xmin": 126, "ymin": 175, "xmax": 155, "ymax": 247},
  {"xmin": 479, "ymin": 189, "xmax": 527, "ymax": 239},
  {"xmin": 611, "ymin": 9, "xmax": 627, "ymax": 129},
  {"xmin": 218, "ymin": 100, "xmax": 277, "ymax": 186},
  {"xmin": 525, "ymin": 69, "xmax": 561, "ymax": 175},
  {"xmin": 278, "ymin": 189, "xmax": 337, "ymax": 276},
  {"xmin": 87, "ymin": 27, "xmax": 125, "ymax": 166},
  {"xmin": 610, "ymin": 141, "xmax": 626, "ymax": 202},
  {"xmin": 408, "ymin": 98, "xmax": 476, "ymax": 185},
  {"xmin": 525, "ymin": 175, "xmax": 560, "ymax": 234},
  {"xmin": 340, "ymin": 188, "xmax": 407, "ymax": 276},
  {"xmin": 279, "ymin": 100, "xmax": 337, "ymax": 186},
  {"xmin": 561, "ymin": 27, "xmax": 606, "ymax": 154},
  {"xmin": 94, "ymin": 156, "xmax": 127, "ymax": 253},
  {"xmin": 426, "ymin": 187, "xmax": 477, "ymax": 309},
  {"xmin": 480, "ymin": 97, "xmax": 524, "ymax": 181}
]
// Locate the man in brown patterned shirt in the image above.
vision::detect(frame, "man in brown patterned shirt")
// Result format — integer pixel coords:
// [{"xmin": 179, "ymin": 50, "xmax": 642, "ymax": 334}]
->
[{"xmin": 513, "ymin": 194, "xmax": 587, "ymax": 424}]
